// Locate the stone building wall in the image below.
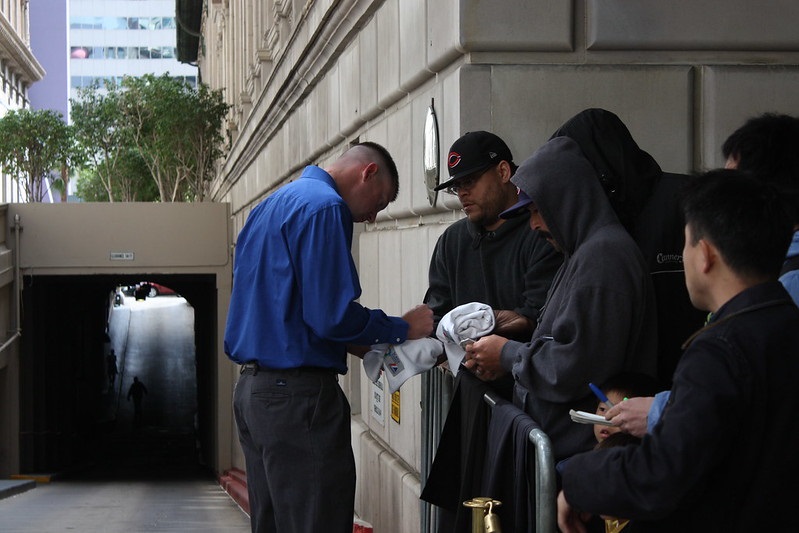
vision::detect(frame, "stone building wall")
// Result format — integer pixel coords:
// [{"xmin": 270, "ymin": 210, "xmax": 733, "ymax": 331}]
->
[
  {"xmin": 199, "ymin": 1, "xmax": 799, "ymax": 530},
  {"xmin": 0, "ymin": 0, "xmax": 44, "ymax": 476}
]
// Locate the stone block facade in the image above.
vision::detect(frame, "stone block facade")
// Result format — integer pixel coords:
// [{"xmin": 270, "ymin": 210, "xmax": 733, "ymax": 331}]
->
[{"xmin": 200, "ymin": 1, "xmax": 799, "ymax": 530}]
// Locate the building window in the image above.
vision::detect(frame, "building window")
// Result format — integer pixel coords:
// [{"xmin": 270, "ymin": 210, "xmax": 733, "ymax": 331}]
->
[
  {"xmin": 71, "ymin": 46, "xmax": 179, "ymax": 60},
  {"xmin": 70, "ymin": 16, "xmax": 176, "ymax": 30}
]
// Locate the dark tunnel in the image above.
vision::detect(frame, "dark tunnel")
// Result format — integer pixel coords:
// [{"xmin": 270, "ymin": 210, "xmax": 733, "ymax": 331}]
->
[{"xmin": 17, "ymin": 274, "xmax": 218, "ymax": 479}]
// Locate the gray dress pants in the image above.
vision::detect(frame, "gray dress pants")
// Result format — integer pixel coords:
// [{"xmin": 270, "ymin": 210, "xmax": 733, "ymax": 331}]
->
[{"xmin": 233, "ymin": 366, "xmax": 356, "ymax": 533}]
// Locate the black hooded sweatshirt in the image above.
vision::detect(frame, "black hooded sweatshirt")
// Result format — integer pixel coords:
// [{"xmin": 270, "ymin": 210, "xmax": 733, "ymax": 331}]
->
[
  {"xmin": 550, "ymin": 108, "xmax": 706, "ymax": 387},
  {"xmin": 500, "ymin": 137, "xmax": 658, "ymax": 460}
]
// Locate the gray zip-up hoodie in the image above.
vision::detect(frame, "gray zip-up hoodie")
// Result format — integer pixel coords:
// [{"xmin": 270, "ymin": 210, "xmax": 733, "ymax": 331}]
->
[{"xmin": 500, "ymin": 136, "xmax": 658, "ymax": 460}]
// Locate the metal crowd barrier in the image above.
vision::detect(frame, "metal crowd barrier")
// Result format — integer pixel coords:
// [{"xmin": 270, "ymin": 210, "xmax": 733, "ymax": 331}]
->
[
  {"xmin": 528, "ymin": 427, "xmax": 557, "ymax": 533},
  {"xmin": 420, "ymin": 368, "xmax": 454, "ymax": 533},
  {"xmin": 483, "ymin": 393, "xmax": 557, "ymax": 533},
  {"xmin": 420, "ymin": 372, "xmax": 555, "ymax": 533}
]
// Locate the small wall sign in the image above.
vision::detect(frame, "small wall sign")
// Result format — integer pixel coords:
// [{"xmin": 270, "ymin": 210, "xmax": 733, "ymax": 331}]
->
[{"xmin": 110, "ymin": 252, "xmax": 135, "ymax": 261}]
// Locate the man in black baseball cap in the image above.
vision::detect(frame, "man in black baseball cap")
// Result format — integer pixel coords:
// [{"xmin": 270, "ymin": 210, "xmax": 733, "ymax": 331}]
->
[
  {"xmin": 421, "ymin": 131, "xmax": 561, "ymax": 519},
  {"xmin": 434, "ymin": 130, "xmax": 516, "ymax": 193},
  {"xmin": 423, "ymin": 130, "xmax": 560, "ymax": 374}
]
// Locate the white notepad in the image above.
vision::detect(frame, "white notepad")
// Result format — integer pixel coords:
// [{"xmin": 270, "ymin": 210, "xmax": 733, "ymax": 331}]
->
[{"xmin": 569, "ymin": 409, "xmax": 613, "ymax": 427}]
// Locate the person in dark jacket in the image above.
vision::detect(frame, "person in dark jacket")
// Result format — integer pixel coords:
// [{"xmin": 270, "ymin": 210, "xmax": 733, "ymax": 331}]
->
[
  {"xmin": 549, "ymin": 108, "xmax": 706, "ymax": 388},
  {"xmin": 558, "ymin": 170, "xmax": 799, "ymax": 533},
  {"xmin": 425, "ymin": 130, "xmax": 561, "ymax": 362},
  {"xmin": 465, "ymin": 137, "xmax": 658, "ymax": 460},
  {"xmin": 608, "ymin": 112, "xmax": 799, "ymax": 437},
  {"xmin": 127, "ymin": 376, "xmax": 148, "ymax": 426},
  {"xmin": 420, "ymin": 131, "xmax": 561, "ymax": 530}
]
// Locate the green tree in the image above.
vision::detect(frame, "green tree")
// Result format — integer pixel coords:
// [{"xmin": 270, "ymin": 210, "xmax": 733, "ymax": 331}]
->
[
  {"xmin": 71, "ymin": 82, "xmax": 131, "ymax": 202},
  {"xmin": 76, "ymin": 149, "xmax": 159, "ymax": 202},
  {"xmin": 119, "ymin": 74, "xmax": 230, "ymax": 202},
  {"xmin": 71, "ymin": 75, "xmax": 230, "ymax": 202},
  {"xmin": 178, "ymin": 82, "xmax": 231, "ymax": 201},
  {"xmin": 0, "ymin": 109, "xmax": 80, "ymax": 202}
]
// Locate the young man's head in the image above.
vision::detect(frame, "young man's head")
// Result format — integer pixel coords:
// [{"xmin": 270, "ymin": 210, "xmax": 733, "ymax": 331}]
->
[
  {"xmin": 434, "ymin": 131, "xmax": 519, "ymax": 230},
  {"xmin": 329, "ymin": 141, "xmax": 399, "ymax": 223},
  {"xmin": 722, "ymin": 113, "xmax": 799, "ymax": 225},
  {"xmin": 593, "ymin": 372, "xmax": 659, "ymax": 442},
  {"xmin": 681, "ymin": 170, "xmax": 793, "ymax": 312}
]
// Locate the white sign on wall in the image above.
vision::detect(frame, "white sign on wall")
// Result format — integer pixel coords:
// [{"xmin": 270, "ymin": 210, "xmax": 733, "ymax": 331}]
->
[{"xmin": 370, "ymin": 378, "xmax": 385, "ymax": 426}]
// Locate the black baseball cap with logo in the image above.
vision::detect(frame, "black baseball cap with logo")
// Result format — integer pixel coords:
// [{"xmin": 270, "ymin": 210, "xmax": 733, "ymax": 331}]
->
[{"xmin": 434, "ymin": 131, "xmax": 515, "ymax": 192}]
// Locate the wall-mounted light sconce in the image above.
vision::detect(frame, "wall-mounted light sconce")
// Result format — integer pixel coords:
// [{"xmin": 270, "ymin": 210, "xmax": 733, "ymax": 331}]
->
[{"xmin": 423, "ymin": 99, "xmax": 440, "ymax": 206}]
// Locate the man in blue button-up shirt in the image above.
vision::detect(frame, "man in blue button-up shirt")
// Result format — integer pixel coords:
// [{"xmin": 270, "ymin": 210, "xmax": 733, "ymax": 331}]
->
[{"xmin": 225, "ymin": 141, "xmax": 433, "ymax": 533}]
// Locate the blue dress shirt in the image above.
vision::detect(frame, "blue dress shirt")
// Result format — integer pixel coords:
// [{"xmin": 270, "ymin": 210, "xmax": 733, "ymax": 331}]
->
[{"xmin": 224, "ymin": 166, "xmax": 408, "ymax": 373}]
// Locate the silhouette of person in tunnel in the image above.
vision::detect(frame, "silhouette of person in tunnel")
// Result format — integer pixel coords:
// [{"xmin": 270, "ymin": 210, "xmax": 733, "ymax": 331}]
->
[
  {"xmin": 106, "ymin": 350, "xmax": 118, "ymax": 388},
  {"xmin": 127, "ymin": 376, "xmax": 148, "ymax": 427}
]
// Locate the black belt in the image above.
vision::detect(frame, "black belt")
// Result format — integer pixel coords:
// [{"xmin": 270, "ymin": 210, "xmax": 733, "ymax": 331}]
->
[{"xmin": 239, "ymin": 361, "xmax": 336, "ymax": 375}]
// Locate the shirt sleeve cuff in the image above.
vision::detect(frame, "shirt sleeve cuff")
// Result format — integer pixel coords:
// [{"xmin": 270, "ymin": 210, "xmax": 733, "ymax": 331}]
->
[
  {"xmin": 363, "ymin": 313, "xmax": 409, "ymax": 345},
  {"xmin": 647, "ymin": 390, "xmax": 671, "ymax": 433},
  {"xmin": 500, "ymin": 339, "xmax": 523, "ymax": 372}
]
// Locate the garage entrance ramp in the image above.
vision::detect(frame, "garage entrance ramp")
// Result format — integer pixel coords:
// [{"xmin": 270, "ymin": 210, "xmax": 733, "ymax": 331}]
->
[{"xmin": 1, "ymin": 203, "xmax": 235, "ymax": 479}]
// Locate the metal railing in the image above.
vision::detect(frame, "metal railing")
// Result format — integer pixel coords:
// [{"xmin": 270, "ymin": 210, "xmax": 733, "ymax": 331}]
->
[
  {"xmin": 527, "ymin": 427, "xmax": 556, "ymax": 533},
  {"xmin": 482, "ymin": 392, "xmax": 556, "ymax": 533},
  {"xmin": 420, "ymin": 374, "xmax": 556, "ymax": 533},
  {"xmin": 420, "ymin": 368, "xmax": 454, "ymax": 533}
]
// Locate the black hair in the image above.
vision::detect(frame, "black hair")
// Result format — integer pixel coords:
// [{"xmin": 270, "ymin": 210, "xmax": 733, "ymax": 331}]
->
[
  {"xmin": 356, "ymin": 141, "xmax": 400, "ymax": 201},
  {"xmin": 600, "ymin": 372, "xmax": 660, "ymax": 400},
  {"xmin": 722, "ymin": 113, "xmax": 799, "ymax": 223},
  {"xmin": 681, "ymin": 169, "xmax": 793, "ymax": 280}
]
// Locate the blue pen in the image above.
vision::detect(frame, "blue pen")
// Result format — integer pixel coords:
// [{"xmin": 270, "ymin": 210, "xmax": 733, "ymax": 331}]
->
[{"xmin": 589, "ymin": 382, "xmax": 614, "ymax": 408}]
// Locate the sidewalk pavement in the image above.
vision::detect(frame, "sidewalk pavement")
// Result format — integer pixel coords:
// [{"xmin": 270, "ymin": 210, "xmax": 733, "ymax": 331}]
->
[{"xmin": 0, "ymin": 478, "xmax": 36, "ymax": 500}]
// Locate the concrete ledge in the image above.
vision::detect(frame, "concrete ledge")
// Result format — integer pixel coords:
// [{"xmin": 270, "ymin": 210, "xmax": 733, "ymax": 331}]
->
[{"xmin": 0, "ymin": 479, "xmax": 36, "ymax": 500}]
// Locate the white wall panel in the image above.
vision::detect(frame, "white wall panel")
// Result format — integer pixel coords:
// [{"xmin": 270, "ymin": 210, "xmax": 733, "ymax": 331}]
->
[
  {"xmin": 489, "ymin": 65, "xmax": 695, "ymax": 173},
  {"xmin": 701, "ymin": 66, "xmax": 799, "ymax": 170},
  {"xmin": 376, "ymin": 0, "xmax": 403, "ymax": 108},
  {"xmin": 399, "ymin": 0, "xmax": 428, "ymax": 92},
  {"xmin": 588, "ymin": 0, "xmax": 799, "ymax": 50},
  {"xmin": 461, "ymin": 0, "xmax": 572, "ymax": 52},
  {"xmin": 340, "ymin": 41, "xmax": 362, "ymax": 136},
  {"xmin": 383, "ymin": 106, "xmax": 413, "ymax": 220},
  {"xmin": 359, "ymin": 19, "xmax": 379, "ymax": 122}
]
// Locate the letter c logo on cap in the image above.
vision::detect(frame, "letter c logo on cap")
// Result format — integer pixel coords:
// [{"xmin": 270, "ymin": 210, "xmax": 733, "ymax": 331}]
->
[{"xmin": 448, "ymin": 152, "xmax": 461, "ymax": 169}]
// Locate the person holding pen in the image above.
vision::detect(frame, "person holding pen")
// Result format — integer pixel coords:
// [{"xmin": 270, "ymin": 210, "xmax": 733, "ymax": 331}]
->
[
  {"xmin": 605, "ymin": 113, "xmax": 799, "ymax": 439},
  {"xmin": 463, "ymin": 137, "xmax": 658, "ymax": 460},
  {"xmin": 558, "ymin": 170, "xmax": 799, "ymax": 532},
  {"xmin": 588, "ymin": 374, "xmax": 659, "ymax": 444},
  {"xmin": 559, "ymin": 375, "xmax": 659, "ymax": 532}
]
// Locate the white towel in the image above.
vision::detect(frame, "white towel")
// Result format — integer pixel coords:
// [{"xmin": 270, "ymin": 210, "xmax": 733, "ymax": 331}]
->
[
  {"xmin": 435, "ymin": 302, "xmax": 495, "ymax": 376},
  {"xmin": 362, "ymin": 337, "xmax": 443, "ymax": 394}
]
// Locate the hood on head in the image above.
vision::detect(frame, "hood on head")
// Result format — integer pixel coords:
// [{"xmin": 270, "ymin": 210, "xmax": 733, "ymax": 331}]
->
[
  {"xmin": 549, "ymin": 108, "xmax": 662, "ymax": 233},
  {"xmin": 511, "ymin": 137, "xmax": 619, "ymax": 257}
]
